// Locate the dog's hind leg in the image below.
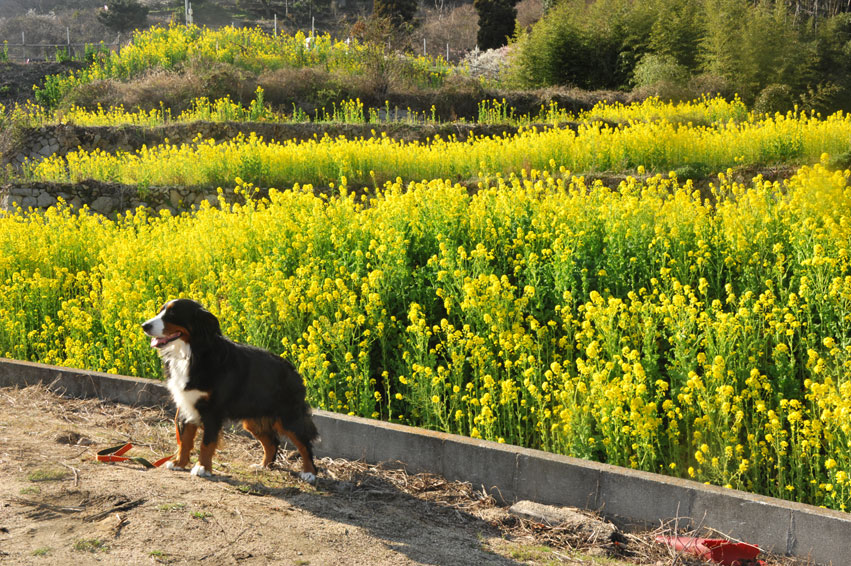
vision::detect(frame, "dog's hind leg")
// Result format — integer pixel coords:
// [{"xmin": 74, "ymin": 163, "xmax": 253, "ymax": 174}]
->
[
  {"xmin": 242, "ymin": 418, "xmax": 279, "ymax": 468},
  {"xmin": 272, "ymin": 420, "xmax": 317, "ymax": 483}
]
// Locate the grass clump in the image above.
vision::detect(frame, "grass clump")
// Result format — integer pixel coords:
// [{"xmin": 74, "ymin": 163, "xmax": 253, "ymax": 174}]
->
[
  {"xmin": 26, "ymin": 468, "xmax": 68, "ymax": 482},
  {"xmin": 73, "ymin": 539, "xmax": 108, "ymax": 553}
]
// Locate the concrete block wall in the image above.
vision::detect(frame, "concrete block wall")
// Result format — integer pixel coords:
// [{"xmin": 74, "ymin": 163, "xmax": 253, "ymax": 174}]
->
[{"xmin": 1, "ymin": 357, "xmax": 848, "ymax": 564}]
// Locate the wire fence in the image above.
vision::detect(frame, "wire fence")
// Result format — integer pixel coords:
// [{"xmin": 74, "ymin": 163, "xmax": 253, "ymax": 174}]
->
[
  {"xmin": 0, "ymin": 26, "xmax": 482, "ymax": 69},
  {"xmin": 0, "ymin": 31, "xmax": 124, "ymax": 63}
]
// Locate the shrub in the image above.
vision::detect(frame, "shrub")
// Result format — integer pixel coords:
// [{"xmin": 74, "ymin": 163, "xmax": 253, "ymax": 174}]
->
[
  {"xmin": 258, "ymin": 67, "xmax": 342, "ymax": 109},
  {"xmin": 59, "ymin": 79, "xmax": 124, "ymax": 111},
  {"xmin": 373, "ymin": 0, "xmax": 418, "ymax": 27},
  {"xmin": 687, "ymin": 73, "xmax": 733, "ymax": 99},
  {"xmin": 632, "ymin": 54, "xmax": 690, "ymax": 90},
  {"xmin": 97, "ymin": 0, "xmax": 148, "ymax": 33},
  {"xmin": 462, "ymin": 46, "xmax": 512, "ymax": 81},
  {"xmin": 799, "ymin": 82, "xmax": 843, "ymax": 115},
  {"xmin": 753, "ymin": 84, "xmax": 795, "ymax": 115}
]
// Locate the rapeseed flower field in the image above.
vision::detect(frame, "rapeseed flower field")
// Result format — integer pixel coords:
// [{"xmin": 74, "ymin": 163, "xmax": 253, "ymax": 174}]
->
[
  {"xmin": 33, "ymin": 25, "xmax": 450, "ymax": 108},
  {"xmin": 19, "ymin": 103, "xmax": 851, "ymax": 188},
  {"xmin": 6, "ymin": 92, "xmax": 749, "ymax": 129},
  {"xmin": 1, "ymin": 159, "xmax": 849, "ymax": 511}
]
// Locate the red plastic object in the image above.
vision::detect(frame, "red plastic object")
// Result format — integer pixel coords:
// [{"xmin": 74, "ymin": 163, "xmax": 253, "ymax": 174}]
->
[
  {"xmin": 655, "ymin": 535, "xmax": 763, "ymax": 565},
  {"xmin": 95, "ymin": 442, "xmax": 174, "ymax": 468}
]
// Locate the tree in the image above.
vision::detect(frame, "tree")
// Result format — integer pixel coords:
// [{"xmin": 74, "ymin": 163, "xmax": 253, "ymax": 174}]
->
[
  {"xmin": 506, "ymin": 0, "xmax": 653, "ymax": 89},
  {"xmin": 648, "ymin": 0, "xmax": 703, "ymax": 71},
  {"xmin": 699, "ymin": 0, "xmax": 811, "ymax": 100},
  {"xmin": 373, "ymin": 0, "xmax": 418, "ymax": 27},
  {"xmin": 474, "ymin": 0, "xmax": 517, "ymax": 50},
  {"xmin": 97, "ymin": 0, "xmax": 149, "ymax": 33}
]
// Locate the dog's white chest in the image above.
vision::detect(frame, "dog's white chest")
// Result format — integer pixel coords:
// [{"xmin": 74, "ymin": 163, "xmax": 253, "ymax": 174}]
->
[{"xmin": 161, "ymin": 340, "xmax": 206, "ymax": 424}]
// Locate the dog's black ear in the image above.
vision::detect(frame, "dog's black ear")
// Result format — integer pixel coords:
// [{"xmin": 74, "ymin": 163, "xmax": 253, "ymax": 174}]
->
[{"xmin": 191, "ymin": 307, "xmax": 222, "ymax": 344}]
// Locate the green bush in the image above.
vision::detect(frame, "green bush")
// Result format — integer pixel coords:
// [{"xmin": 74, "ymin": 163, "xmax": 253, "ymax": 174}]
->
[
  {"xmin": 799, "ymin": 81, "xmax": 843, "ymax": 115},
  {"xmin": 753, "ymin": 84, "xmax": 795, "ymax": 115},
  {"xmin": 632, "ymin": 54, "xmax": 690, "ymax": 89}
]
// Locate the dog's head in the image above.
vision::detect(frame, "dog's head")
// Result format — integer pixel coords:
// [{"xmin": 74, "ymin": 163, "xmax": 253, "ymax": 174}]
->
[{"xmin": 141, "ymin": 299, "xmax": 221, "ymax": 349}]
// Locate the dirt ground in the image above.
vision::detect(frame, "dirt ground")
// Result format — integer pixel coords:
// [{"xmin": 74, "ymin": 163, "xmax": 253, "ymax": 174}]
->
[
  {"xmin": 0, "ymin": 62, "xmax": 84, "ymax": 107},
  {"xmin": 0, "ymin": 385, "xmax": 810, "ymax": 566}
]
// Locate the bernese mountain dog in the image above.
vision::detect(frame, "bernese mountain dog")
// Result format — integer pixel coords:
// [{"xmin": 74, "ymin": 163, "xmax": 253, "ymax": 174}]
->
[{"xmin": 141, "ymin": 299, "xmax": 318, "ymax": 483}]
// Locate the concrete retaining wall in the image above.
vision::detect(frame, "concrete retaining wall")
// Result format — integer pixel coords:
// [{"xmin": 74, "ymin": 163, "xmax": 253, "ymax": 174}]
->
[{"xmin": 1, "ymin": 357, "xmax": 847, "ymax": 564}]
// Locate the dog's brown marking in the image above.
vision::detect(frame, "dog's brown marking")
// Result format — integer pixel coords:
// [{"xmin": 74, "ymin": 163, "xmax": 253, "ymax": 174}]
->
[
  {"xmin": 198, "ymin": 437, "xmax": 219, "ymax": 471},
  {"xmin": 162, "ymin": 321, "xmax": 191, "ymax": 343},
  {"xmin": 242, "ymin": 418, "xmax": 279, "ymax": 467},
  {"xmin": 174, "ymin": 410, "xmax": 198, "ymax": 468}
]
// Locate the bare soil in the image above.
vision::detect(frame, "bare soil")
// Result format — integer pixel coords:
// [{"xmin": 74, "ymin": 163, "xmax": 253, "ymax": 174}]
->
[
  {"xmin": 0, "ymin": 62, "xmax": 84, "ymax": 107},
  {"xmin": 0, "ymin": 385, "xmax": 808, "ymax": 566}
]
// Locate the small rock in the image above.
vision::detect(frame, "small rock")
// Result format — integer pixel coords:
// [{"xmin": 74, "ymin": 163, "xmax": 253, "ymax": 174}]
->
[
  {"xmin": 20, "ymin": 196, "xmax": 37, "ymax": 210},
  {"xmin": 36, "ymin": 192, "xmax": 56, "ymax": 208},
  {"xmin": 509, "ymin": 500, "xmax": 621, "ymax": 544},
  {"xmin": 90, "ymin": 196, "xmax": 115, "ymax": 214},
  {"xmin": 55, "ymin": 431, "xmax": 92, "ymax": 446}
]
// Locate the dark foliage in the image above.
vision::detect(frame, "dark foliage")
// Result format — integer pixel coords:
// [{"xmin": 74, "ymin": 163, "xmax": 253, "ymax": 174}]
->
[
  {"xmin": 474, "ymin": 0, "xmax": 518, "ymax": 50},
  {"xmin": 373, "ymin": 0, "xmax": 418, "ymax": 26},
  {"xmin": 97, "ymin": 0, "xmax": 149, "ymax": 33}
]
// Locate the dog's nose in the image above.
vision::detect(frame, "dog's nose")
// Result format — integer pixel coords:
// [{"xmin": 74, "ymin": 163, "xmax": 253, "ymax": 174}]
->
[{"xmin": 142, "ymin": 321, "xmax": 152, "ymax": 332}]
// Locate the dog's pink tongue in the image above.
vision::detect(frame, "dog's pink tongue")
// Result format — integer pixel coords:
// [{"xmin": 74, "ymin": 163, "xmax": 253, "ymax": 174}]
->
[{"xmin": 151, "ymin": 333, "xmax": 180, "ymax": 348}]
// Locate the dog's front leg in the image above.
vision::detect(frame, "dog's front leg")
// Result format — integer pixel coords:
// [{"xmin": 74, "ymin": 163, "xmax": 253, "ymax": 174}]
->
[
  {"xmin": 192, "ymin": 418, "xmax": 221, "ymax": 478},
  {"xmin": 167, "ymin": 409, "xmax": 198, "ymax": 470}
]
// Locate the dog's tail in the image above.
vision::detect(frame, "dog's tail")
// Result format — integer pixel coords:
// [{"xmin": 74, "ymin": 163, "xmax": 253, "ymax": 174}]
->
[
  {"xmin": 279, "ymin": 401, "xmax": 319, "ymax": 445},
  {"xmin": 299, "ymin": 403, "xmax": 320, "ymax": 444}
]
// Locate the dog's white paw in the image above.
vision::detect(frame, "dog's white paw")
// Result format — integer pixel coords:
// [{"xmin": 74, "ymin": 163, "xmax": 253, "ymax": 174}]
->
[
  {"xmin": 165, "ymin": 461, "xmax": 186, "ymax": 471},
  {"xmin": 190, "ymin": 463, "xmax": 212, "ymax": 478},
  {"xmin": 249, "ymin": 463, "xmax": 270, "ymax": 471},
  {"xmin": 298, "ymin": 471, "xmax": 316, "ymax": 484}
]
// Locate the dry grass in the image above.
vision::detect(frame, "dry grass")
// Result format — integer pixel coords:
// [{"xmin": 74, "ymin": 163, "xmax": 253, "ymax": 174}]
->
[
  {"xmin": 410, "ymin": 4, "xmax": 478, "ymax": 61},
  {"xmin": 62, "ymin": 62, "xmax": 261, "ymax": 112},
  {"xmin": 516, "ymin": 0, "xmax": 545, "ymax": 32}
]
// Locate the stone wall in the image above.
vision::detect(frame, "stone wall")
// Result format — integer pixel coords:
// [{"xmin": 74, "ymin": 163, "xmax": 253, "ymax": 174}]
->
[{"xmin": 0, "ymin": 179, "xmax": 262, "ymax": 216}]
